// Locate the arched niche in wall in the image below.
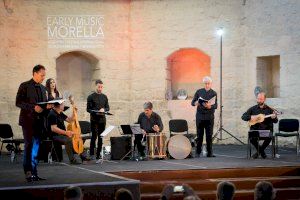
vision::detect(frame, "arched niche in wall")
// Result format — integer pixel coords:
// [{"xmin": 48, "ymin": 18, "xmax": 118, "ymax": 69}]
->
[
  {"xmin": 56, "ymin": 51, "xmax": 99, "ymax": 100},
  {"xmin": 166, "ymin": 48, "xmax": 211, "ymax": 100}
]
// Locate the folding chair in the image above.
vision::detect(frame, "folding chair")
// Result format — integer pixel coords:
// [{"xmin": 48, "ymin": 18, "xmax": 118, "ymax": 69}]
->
[
  {"xmin": 247, "ymin": 130, "xmax": 275, "ymax": 159},
  {"xmin": 274, "ymin": 119, "xmax": 299, "ymax": 155},
  {"xmin": 0, "ymin": 124, "xmax": 24, "ymax": 163}
]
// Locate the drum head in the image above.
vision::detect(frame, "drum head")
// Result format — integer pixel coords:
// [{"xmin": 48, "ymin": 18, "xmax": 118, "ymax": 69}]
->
[{"xmin": 168, "ymin": 135, "xmax": 191, "ymax": 159}]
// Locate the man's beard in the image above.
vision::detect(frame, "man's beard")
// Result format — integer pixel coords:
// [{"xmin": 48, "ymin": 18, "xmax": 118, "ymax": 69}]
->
[{"xmin": 257, "ymin": 102, "xmax": 264, "ymax": 106}]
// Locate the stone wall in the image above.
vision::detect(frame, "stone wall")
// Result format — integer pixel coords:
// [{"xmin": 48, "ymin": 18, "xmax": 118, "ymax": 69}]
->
[
  {"xmin": 0, "ymin": 0, "xmax": 299, "ymax": 147},
  {"xmin": 0, "ymin": 0, "xmax": 131, "ymax": 143},
  {"xmin": 129, "ymin": 0, "xmax": 245, "ymax": 140},
  {"xmin": 241, "ymin": 0, "xmax": 300, "ymax": 145}
]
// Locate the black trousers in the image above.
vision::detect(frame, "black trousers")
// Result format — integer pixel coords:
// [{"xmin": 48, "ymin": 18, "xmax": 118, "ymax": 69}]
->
[
  {"xmin": 90, "ymin": 121, "xmax": 105, "ymax": 158},
  {"xmin": 52, "ymin": 135, "xmax": 75, "ymax": 161},
  {"xmin": 22, "ymin": 122, "xmax": 44, "ymax": 175},
  {"xmin": 39, "ymin": 137, "xmax": 63, "ymax": 162},
  {"xmin": 196, "ymin": 119, "xmax": 214, "ymax": 155},
  {"xmin": 134, "ymin": 134, "xmax": 145, "ymax": 157},
  {"xmin": 250, "ymin": 137, "xmax": 272, "ymax": 153}
]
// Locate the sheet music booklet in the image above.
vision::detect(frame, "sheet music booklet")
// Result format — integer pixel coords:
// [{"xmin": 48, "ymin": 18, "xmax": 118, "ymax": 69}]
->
[
  {"xmin": 36, "ymin": 99, "xmax": 69, "ymax": 111},
  {"xmin": 100, "ymin": 125, "xmax": 115, "ymax": 137},
  {"xmin": 37, "ymin": 99, "xmax": 65, "ymax": 105},
  {"xmin": 130, "ymin": 124, "xmax": 143, "ymax": 135},
  {"xmin": 198, "ymin": 96, "xmax": 216, "ymax": 105}
]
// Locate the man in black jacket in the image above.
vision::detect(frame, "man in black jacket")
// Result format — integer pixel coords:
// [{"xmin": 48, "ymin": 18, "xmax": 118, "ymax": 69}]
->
[
  {"xmin": 242, "ymin": 92, "xmax": 278, "ymax": 159},
  {"xmin": 191, "ymin": 76, "xmax": 217, "ymax": 157},
  {"xmin": 16, "ymin": 65, "xmax": 49, "ymax": 182},
  {"xmin": 136, "ymin": 101, "xmax": 164, "ymax": 159},
  {"xmin": 86, "ymin": 80, "xmax": 110, "ymax": 160}
]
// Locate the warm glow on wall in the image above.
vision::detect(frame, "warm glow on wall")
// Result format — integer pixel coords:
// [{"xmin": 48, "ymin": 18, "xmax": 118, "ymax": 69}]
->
[{"xmin": 167, "ymin": 48, "xmax": 211, "ymax": 99}]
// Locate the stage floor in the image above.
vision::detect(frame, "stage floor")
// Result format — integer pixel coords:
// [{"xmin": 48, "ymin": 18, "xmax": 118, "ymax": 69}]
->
[{"xmin": 0, "ymin": 144, "xmax": 299, "ymax": 187}]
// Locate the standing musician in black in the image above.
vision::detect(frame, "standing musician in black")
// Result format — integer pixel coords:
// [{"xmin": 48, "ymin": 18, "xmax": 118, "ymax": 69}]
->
[
  {"xmin": 191, "ymin": 76, "xmax": 217, "ymax": 158},
  {"xmin": 16, "ymin": 65, "xmax": 50, "ymax": 182},
  {"xmin": 136, "ymin": 102, "xmax": 164, "ymax": 160},
  {"xmin": 241, "ymin": 92, "xmax": 278, "ymax": 159},
  {"xmin": 86, "ymin": 80, "xmax": 110, "ymax": 160}
]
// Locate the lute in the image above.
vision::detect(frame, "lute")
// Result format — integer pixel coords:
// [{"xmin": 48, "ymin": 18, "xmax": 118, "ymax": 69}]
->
[{"xmin": 248, "ymin": 113, "xmax": 280, "ymax": 126}]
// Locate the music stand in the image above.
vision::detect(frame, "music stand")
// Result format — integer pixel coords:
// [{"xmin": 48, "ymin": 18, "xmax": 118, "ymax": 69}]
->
[
  {"xmin": 96, "ymin": 125, "xmax": 118, "ymax": 164},
  {"xmin": 119, "ymin": 125, "xmax": 135, "ymax": 161},
  {"xmin": 120, "ymin": 124, "xmax": 143, "ymax": 161}
]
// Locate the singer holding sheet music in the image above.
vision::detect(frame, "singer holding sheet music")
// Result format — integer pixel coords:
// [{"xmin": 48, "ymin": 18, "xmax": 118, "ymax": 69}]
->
[
  {"xmin": 241, "ymin": 92, "xmax": 278, "ymax": 159},
  {"xmin": 136, "ymin": 102, "xmax": 164, "ymax": 160},
  {"xmin": 16, "ymin": 65, "xmax": 50, "ymax": 182},
  {"xmin": 191, "ymin": 76, "xmax": 217, "ymax": 158},
  {"xmin": 86, "ymin": 80, "xmax": 110, "ymax": 160}
]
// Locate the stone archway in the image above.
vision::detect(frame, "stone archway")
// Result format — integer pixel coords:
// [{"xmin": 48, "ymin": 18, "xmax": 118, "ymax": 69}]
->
[
  {"xmin": 56, "ymin": 51, "xmax": 100, "ymax": 101},
  {"xmin": 166, "ymin": 48, "xmax": 211, "ymax": 100}
]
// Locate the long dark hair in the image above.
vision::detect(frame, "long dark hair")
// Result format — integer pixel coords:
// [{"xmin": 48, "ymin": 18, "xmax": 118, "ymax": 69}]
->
[{"xmin": 46, "ymin": 78, "xmax": 60, "ymax": 100}]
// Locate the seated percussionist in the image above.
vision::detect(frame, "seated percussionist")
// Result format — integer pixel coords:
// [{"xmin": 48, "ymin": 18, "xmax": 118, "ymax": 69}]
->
[
  {"xmin": 47, "ymin": 99, "xmax": 82, "ymax": 164},
  {"xmin": 135, "ymin": 101, "xmax": 164, "ymax": 160}
]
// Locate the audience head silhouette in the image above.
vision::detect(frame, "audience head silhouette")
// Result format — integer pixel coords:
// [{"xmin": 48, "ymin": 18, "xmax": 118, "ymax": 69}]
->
[
  {"xmin": 217, "ymin": 181, "xmax": 236, "ymax": 200},
  {"xmin": 254, "ymin": 181, "xmax": 276, "ymax": 200},
  {"xmin": 64, "ymin": 186, "xmax": 83, "ymax": 200},
  {"xmin": 115, "ymin": 188, "xmax": 133, "ymax": 200}
]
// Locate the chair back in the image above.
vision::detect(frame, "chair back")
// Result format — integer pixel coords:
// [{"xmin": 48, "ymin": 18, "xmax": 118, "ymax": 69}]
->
[
  {"xmin": 279, "ymin": 119, "xmax": 299, "ymax": 133},
  {"xmin": 79, "ymin": 121, "xmax": 91, "ymax": 135},
  {"xmin": 169, "ymin": 119, "xmax": 188, "ymax": 134},
  {"xmin": 0, "ymin": 124, "xmax": 14, "ymax": 139}
]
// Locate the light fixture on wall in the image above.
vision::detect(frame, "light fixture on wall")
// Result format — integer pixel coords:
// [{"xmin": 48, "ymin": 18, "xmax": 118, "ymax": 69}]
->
[{"xmin": 212, "ymin": 27, "xmax": 244, "ymax": 144}]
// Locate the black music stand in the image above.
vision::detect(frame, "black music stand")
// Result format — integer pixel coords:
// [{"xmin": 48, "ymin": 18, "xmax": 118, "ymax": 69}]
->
[{"xmin": 120, "ymin": 125, "xmax": 136, "ymax": 161}]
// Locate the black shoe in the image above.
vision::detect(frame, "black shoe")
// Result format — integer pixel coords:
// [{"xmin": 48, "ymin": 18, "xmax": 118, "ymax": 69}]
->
[
  {"xmin": 70, "ymin": 158, "xmax": 82, "ymax": 165},
  {"xmin": 25, "ymin": 172, "xmax": 33, "ymax": 182},
  {"xmin": 207, "ymin": 154, "xmax": 216, "ymax": 157},
  {"xmin": 260, "ymin": 151, "xmax": 267, "ymax": 159},
  {"xmin": 32, "ymin": 175, "xmax": 46, "ymax": 181},
  {"xmin": 252, "ymin": 152, "xmax": 259, "ymax": 159},
  {"xmin": 26, "ymin": 175, "xmax": 34, "ymax": 182},
  {"xmin": 81, "ymin": 155, "xmax": 91, "ymax": 161}
]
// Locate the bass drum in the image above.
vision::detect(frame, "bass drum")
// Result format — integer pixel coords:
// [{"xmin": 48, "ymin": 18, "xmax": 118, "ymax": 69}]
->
[{"xmin": 167, "ymin": 135, "xmax": 192, "ymax": 159}]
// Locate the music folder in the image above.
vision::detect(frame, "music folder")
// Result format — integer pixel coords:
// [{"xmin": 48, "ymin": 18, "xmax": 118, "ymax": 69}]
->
[
  {"xmin": 36, "ymin": 99, "xmax": 69, "ymax": 111},
  {"xmin": 120, "ymin": 125, "xmax": 133, "ymax": 135},
  {"xmin": 198, "ymin": 96, "xmax": 216, "ymax": 105},
  {"xmin": 37, "ymin": 99, "xmax": 65, "ymax": 105},
  {"xmin": 91, "ymin": 110, "xmax": 113, "ymax": 115}
]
